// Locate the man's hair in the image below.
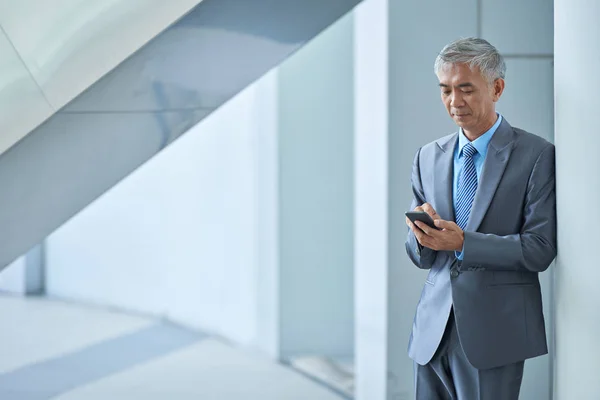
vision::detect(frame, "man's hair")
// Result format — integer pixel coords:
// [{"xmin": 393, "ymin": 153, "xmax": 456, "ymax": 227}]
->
[{"xmin": 434, "ymin": 37, "xmax": 506, "ymax": 84}]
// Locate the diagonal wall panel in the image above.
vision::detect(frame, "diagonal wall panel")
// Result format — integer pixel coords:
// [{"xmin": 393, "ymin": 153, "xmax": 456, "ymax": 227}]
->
[{"xmin": 0, "ymin": 0, "xmax": 362, "ymax": 269}]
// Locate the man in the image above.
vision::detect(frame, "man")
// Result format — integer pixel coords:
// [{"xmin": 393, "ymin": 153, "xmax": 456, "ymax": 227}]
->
[{"xmin": 405, "ymin": 37, "xmax": 556, "ymax": 399}]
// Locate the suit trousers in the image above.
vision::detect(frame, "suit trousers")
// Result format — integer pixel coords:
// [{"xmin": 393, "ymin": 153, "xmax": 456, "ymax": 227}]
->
[{"xmin": 414, "ymin": 309, "xmax": 524, "ymax": 400}]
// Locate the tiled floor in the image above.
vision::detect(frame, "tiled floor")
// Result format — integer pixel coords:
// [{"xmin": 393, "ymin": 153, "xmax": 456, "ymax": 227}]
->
[{"xmin": 0, "ymin": 295, "xmax": 345, "ymax": 400}]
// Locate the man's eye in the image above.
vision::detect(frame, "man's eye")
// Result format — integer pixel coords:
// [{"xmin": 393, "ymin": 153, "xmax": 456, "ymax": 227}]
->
[
  {"xmin": 462, "ymin": 91, "xmax": 473, "ymax": 94},
  {"xmin": 442, "ymin": 91, "xmax": 451, "ymax": 95}
]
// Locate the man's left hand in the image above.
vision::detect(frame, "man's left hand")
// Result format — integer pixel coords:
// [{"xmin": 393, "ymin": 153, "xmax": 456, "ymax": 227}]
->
[{"xmin": 414, "ymin": 219, "xmax": 464, "ymax": 252}]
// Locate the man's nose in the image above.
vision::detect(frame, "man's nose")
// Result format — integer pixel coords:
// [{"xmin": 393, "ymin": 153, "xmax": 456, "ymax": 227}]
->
[{"xmin": 450, "ymin": 92, "xmax": 464, "ymax": 107}]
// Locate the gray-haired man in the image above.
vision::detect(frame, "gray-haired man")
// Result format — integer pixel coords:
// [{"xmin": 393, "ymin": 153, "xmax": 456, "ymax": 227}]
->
[{"xmin": 405, "ymin": 38, "xmax": 556, "ymax": 399}]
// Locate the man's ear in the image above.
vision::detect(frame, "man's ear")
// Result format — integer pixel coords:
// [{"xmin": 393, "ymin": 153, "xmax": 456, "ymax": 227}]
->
[{"xmin": 492, "ymin": 78, "xmax": 505, "ymax": 102}]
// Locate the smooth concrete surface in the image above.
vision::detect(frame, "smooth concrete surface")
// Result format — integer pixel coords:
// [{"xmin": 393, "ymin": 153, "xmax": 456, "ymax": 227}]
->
[
  {"xmin": 54, "ymin": 339, "xmax": 344, "ymax": 400},
  {"xmin": 0, "ymin": 0, "xmax": 202, "ymax": 110},
  {"xmin": 554, "ymin": 0, "xmax": 600, "ymax": 398},
  {"xmin": 0, "ymin": 245, "xmax": 44, "ymax": 295},
  {"xmin": 46, "ymin": 80, "xmax": 265, "ymax": 346},
  {"xmin": 0, "ymin": 296, "xmax": 153, "ymax": 374},
  {"xmin": 0, "ymin": 28, "xmax": 54, "ymax": 154},
  {"xmin": 277, "ymin": 11, "xmax": 355, "ymax": 359},
  {"xmin": 353, "ymin": 1, "xmax": 390, "ymax": 398},
  {"xmin": 289, "ymin": 356, "xmax": 354, "ymax": 398},
  {"xmin": 0, "ymin": 295, "xmax": 344, "ymax": 400},
  {"xmin": 0, "ymin": 0, "xmax": 363, "ymax": 272},
  {"xmin": 45, "ymin": 9, "xmax": 356, "ymax": 361},
  {"xmin": 0, "ymin": 324, "xmax": 204, "ymax": 399},
  {"xmin": 254, "ymin": 70, "xmax": 281, "ymax": 359},
  {"xmin": 481, "ymin": 0, "xmax": 553, "ymax": 55},
  {"xmin": 0, "ymin": 0, "xmax": 201, "ymax": 154},
  {"xmin": 0, "ymin": 256, "xmax": 28, "ymax": 294}
]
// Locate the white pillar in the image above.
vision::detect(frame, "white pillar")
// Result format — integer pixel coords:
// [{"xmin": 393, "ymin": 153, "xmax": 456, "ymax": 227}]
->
[
  {"xmin": 0, "ymin": 245, "xmax": 44, "ymax": 295},
  {"xmin": 254, "ymin": 70, "xmax": 280, "ymax": 359},
  {"xmin": 354, "ymin": 0, "xmax": 389, "ymax": 397},
  {"xmin": 554, "ymin": 1, "xmax": 600, "ymax": 398}
]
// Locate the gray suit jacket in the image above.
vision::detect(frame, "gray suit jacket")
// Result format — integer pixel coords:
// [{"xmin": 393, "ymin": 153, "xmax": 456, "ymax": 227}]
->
[{"xmin": 405, "ymin": 118, "xmax": 557, "ymax": 370}]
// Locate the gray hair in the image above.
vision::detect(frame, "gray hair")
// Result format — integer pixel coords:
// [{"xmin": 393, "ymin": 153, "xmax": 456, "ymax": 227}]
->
[{"xmin": 434, "ymin": 37, "xmax": 506, "ymax": 83}]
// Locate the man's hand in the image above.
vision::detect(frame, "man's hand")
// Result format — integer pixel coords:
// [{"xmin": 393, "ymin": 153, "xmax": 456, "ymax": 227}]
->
[
  {"xmin": 405, "ymin": 202, "xmax": 441, "ymax": 228},
  {"xmin": 406, "ymin": 204, "xmax": 464, "ymax": 251},
  {"xmin": 413, "ymin": 219, "xmax": 464, "ymax": 252}
]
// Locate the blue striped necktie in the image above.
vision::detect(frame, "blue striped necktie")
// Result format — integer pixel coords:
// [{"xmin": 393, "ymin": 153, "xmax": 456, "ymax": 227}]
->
[{"xmin": 455, "ymin": 143, "xmax": 478, "ymax": 230}]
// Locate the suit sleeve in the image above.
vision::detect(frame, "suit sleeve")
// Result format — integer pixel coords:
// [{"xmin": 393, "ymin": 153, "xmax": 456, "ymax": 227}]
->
[
  {"xmin": 461, "ymin": 144, "xmax": 557, "ymax": 272},
  {"xmin": 405, "ymin": 148, "xmax": 438, "ymax": 269}
]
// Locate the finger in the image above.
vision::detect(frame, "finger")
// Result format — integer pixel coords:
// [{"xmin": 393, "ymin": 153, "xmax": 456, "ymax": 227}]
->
[
  {"xmin": 411, "ymin": 222, "xmax": 423, "ymax": 237},
  {"xmin": 418, "ymin": 235, "xmax": 435, "ymax": 249},
  {"xmin": 415, "ymin": 221, "xmax": 434, "ymax": 236},
  {"xmin": 421, "ymin": 203, "xmax": 432, "ymax": 215},
  {"xmin": 434, "ymin": 219, "xmax": 459, "ymax": 231},
  {"xmin": 412, "ymin": 223, "xmax": 426, "ymax": 242},
  {"xmin": 408, "ymin": 221, "xmax": 418, "ymax": 233},
  {"xmin": 414, "ymin": 205, "xmax": 424, "ymax": 212},
  {"xmin": 421, "ymin": 203, "xmax": 438, "ymax": 218}
]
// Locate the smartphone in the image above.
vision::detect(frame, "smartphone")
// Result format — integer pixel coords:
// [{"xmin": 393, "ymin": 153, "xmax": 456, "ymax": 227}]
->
[{"xmin": 405, "ymin": 211, "xmax": 440, "ymax": 230}]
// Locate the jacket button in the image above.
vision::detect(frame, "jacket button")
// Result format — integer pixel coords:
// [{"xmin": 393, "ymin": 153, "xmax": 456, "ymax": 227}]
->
[{"xmin": 450, "ymin": 269, "xmax": 459, "ymax": 278}]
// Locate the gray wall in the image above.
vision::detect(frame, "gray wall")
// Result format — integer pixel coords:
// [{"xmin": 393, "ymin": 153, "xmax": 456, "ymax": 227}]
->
[{"xmin": 277, "ymin": 13, "xmax": 355, "ymax": 359}]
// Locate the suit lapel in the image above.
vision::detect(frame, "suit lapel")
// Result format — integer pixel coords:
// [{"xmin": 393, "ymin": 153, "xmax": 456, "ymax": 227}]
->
[
  {"xmin": 434, "ymin": 134, "xmax": 458, "ymax": 222},
  {"xmin": 465, "ymin": 119, "xmax": 516, "ymax": 232}
]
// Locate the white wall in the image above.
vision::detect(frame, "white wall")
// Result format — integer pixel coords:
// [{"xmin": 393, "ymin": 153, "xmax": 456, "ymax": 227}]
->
[
  {"xmin": 554, "ymin": 1, "xmax": 600, "ymax": 398},
  {"xmin": 0, "ymin": 257, "xmax": 28, "ymax": 294},
  {"xmin": 277, "ymin": 13, "xmax": 355, "ymax": 359},
  {"xmin": 45, "ymin": 12, "xmax": 356, "ymax": 360},
  {"xmin": 46, "ymin": 77, "xmax": 266, "ymax": 346}
]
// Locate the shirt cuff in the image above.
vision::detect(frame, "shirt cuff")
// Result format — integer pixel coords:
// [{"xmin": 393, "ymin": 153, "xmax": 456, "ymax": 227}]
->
[{"xmin": 455, "ymin": 247, "xmax": 465, "ymax": 260}]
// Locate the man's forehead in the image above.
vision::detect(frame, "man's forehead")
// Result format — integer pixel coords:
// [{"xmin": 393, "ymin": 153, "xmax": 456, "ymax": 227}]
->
[{"xmin": 437, "ymin": 63, "xmax": 482, "ymax": 84}]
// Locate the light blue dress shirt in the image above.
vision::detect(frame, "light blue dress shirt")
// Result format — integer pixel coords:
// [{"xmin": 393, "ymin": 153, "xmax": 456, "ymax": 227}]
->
[{"xmin": 454, "ymin": 113, "xmax": 502, "ymax": 259}]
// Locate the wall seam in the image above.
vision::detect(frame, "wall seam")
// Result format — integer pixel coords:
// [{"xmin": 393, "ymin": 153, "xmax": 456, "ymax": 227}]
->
[{"xmin": 0, "ymin": 24, "xmax": 55, "ymax": 111}]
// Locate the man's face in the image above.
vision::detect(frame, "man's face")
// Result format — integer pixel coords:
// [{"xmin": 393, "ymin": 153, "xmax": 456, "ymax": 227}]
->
[{"xmin": 437, "ymin": 63, "xmax": 504, "ymax": 135}]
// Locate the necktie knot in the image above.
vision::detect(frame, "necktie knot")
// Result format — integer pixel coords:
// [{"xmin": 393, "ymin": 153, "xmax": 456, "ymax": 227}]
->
[{"xmin": 462, "ymin": 143, "xmax": 477, "ymax": 158}]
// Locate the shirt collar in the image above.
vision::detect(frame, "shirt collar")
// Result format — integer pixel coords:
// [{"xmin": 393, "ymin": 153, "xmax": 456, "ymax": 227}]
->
[{"xmin": 458, "ymin": 113, "xmax": 503, "ymax": 158}]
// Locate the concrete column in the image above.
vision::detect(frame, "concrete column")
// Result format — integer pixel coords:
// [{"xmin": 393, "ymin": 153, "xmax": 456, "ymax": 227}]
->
[
  {"xmin": 354, "ymin": 0, "xmax": 390, "ymax": 397},
  {"xmin": 0, "ymin": 244, "xmax": 44, "ymax": 295},
  {"xmin": 254, "ymin": 70, "xmax": 280, "ymax": 359},
  {"xmin": 554, "ymin": 1, "xmax": 600, "ymax": 398}
]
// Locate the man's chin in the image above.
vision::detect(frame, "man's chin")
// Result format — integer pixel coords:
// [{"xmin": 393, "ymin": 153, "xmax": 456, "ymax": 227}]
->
[{"xmin": 453, "ymin": 114, "xmax": 471, "ymax": 123}]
